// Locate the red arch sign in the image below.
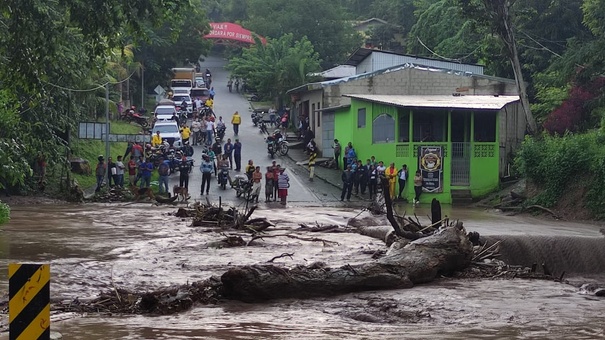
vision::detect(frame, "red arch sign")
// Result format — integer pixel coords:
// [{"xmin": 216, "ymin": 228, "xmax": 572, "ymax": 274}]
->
[{"xmin": 204, "ymin": 22, "xmax": 266, "ymax": 45}]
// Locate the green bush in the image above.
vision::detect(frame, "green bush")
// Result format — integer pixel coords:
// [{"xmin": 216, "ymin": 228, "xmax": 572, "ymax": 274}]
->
[
  {"xmin": 515, "ymin": 130, "xmax": 605, "ymax": 215},
  {"xmin": 0, "ymin": 201, "xmax": 9, "ymax": 224}
]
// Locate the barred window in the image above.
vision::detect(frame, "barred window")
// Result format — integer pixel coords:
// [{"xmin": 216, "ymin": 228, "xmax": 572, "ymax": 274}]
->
[
  {"xmin": 373, "ymin": 113, "xmax": 395, "ymax": 143},
  {"xmin": 357, "ymin": 108, "xmax": 366, "ymax": 128}
]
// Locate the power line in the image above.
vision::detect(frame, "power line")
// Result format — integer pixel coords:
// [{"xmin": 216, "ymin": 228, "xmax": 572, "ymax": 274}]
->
[{"xmin": 41, "ymin": 68, "xmax": 139, "ymax": 93}]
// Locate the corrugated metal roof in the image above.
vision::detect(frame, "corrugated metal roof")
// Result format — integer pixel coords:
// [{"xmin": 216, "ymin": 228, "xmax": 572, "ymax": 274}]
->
[
  {"xmin": 343, "ymin": 94, "xmax": 520, "ymax": 110},
  {"xmin": 287, "ymin": 62, "xmax": 515, "ymax": 94}
]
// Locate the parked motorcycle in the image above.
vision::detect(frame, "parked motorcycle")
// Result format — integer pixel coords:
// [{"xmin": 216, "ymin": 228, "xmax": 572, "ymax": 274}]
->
[
  {"xmin": 266, "ymin": 131, "xmax": 289, "ymax": 158},
  {"xmin": 251, "ymin": 111, "xmax": 264, "ymax": 127},
  {"xmin": 120, "ymin": 109, "xmax": 149, "ymax": 129},
  {"xmin": 231, "ymin": 174, "xmax": 253, "ymax": 199},
  {"xmin": 218, "ymin": 167, "xmax": 230, "ymax": 190},
  {"xmin": 259, "ymin": 121, "xmax": 269, "ymax": 135}
]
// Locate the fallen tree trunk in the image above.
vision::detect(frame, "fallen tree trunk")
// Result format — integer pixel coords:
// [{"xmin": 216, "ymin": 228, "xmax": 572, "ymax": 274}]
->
[{"xmin": 221, "ymin": 225, "xmax": 473, "ymax": 302}]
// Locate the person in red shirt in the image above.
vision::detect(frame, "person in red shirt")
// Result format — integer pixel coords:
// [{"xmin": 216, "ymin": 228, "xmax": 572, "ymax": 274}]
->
[{"xmin": 127, "ymin": 155, "xmax": 137, "ymax": 186}]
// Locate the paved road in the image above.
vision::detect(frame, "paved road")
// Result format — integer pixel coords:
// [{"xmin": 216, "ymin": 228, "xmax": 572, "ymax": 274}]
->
[{"xmin": 172, "ymin": 55, "xmax": 343, "ymax": 207}]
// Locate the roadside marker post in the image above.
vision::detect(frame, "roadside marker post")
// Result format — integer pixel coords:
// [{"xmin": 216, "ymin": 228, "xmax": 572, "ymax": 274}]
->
[{"xmin": 9, "ymin": 263, "xmax": 50, "ymax": 340}]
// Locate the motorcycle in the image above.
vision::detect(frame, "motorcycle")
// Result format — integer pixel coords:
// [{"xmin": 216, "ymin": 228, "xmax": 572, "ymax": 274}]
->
[
  {"xmin": 218, "ymin": 167, "xmax": 230, "ymax": 190},
  {"xmin": 251, "ymin": 111, "xmax": 264, "ymax": 127},
  {"xmin": 231, "ymin": 174, "xmax": 253, "ymax": 199},
  {"xmin": 216, "ymin": 124, "xmax": 226, "ymax": 141},
  {"xmin": 120, "ymin": 109, "xmax": 149, "ymax": 129},
  {"xmin": 259, "ymin": 121, "xmax": 269, "ymax": 135},
  {"xmin": 266, "ymin": 132, "xmax": 289, "ymax": 158}
]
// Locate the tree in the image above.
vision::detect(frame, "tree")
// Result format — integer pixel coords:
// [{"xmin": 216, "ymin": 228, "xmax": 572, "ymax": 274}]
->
[
  {"xmin": 244, "ymin": 0, "xmax": 361, "ymax": 68},
  {"xmin": 456, "ymin": 0, "xmax": 538, "ymax": 134},
  {"xmin": 227, "ymin": 34, "xmax": 321, "ymax": 104},
  {"xmin": 0, "ymin": 0, "xmax": 205, "ymax": 192}
]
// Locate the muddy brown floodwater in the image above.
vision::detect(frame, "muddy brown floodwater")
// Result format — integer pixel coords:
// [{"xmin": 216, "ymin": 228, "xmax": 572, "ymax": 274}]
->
[{"xmin": 1, "ymin": 203, "xmax": 604, "ymax": 339}]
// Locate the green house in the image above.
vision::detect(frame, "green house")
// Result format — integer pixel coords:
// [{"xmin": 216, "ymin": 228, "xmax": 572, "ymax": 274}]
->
[{"xmin": 335, "ymin": 94, "xmax": 525, "ymax": 204}]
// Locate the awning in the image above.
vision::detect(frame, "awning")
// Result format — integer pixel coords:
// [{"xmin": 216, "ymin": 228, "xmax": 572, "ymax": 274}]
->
[
  {"xmin": 343, "ymin": 94, "xmax": 520, "ymax": 110},
  {"xmin": 313, "ymin": 104, "xmax": 351, "ymax": 113}
]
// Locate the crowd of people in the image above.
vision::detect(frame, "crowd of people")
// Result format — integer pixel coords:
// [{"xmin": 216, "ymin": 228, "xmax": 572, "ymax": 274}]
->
[
  {"xmin": 95, "ymin": 76, "xmax": 294, "ymax": 205},
  {"xmin": 331, "ymin": 140, "xmax": 424, "ymax": 205}
]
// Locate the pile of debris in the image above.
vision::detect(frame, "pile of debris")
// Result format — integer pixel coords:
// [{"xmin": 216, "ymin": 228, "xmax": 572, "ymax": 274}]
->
[{"xmin": 175, "ymin": 200, "xmax": 273, "ymax": 232}]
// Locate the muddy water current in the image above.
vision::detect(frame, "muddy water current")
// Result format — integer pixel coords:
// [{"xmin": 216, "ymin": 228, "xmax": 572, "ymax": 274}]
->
[{"xmin": 1, "ymin": 203, "xmax": 604, "ymax": 339}]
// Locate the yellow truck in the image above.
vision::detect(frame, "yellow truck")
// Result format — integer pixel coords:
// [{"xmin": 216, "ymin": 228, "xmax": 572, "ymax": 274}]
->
[{"xmin": 170, "ymin": 67, "xmax": 196, "ymax": 88}]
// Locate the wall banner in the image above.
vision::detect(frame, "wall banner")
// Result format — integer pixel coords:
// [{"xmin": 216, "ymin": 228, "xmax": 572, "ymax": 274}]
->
[{"xmin": 418, "ymin": 146, "xmax": 443, "ymax": 193}]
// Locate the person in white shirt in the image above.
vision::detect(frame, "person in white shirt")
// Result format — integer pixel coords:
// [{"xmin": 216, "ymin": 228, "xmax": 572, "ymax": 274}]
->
[
  {"xmin": 376, "ymin": 161, "xmax": 386, "ymax": 175},
  {"xmin": 115, "ymin": 156, "xmax": 125, "ymax": 188},
  {"xmin": 205, "ymin": 119, "xmax": 215, "ymax": 146},
  {"xmin": 191, "ymin": 119, "xmax": 202, "ymax": 146}
]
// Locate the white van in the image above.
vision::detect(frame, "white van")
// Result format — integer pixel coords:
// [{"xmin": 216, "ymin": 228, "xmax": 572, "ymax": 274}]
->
[{"xmin": 152, "ymin": 121, "xmax": 182, "ymax": 148}]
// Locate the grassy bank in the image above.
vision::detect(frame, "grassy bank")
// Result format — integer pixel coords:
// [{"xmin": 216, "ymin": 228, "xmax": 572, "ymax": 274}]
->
[
  {"xmin": 71, "ymin": 121, "xmax": 149, "ymax": 189},
  {"xmin": 515, "ymin": 130, "xmax": 605, "ymax": 219}
]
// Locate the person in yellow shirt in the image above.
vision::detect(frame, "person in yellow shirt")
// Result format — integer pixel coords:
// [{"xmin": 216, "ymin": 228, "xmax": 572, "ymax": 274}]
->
[
  {"xmin": 151, "ymin": 131, "xmax": 162, "ymax": 147},
  {"xmin": 385, "ymin": 162, "xmax": 398, "ymax": 200},
  {"xmin": 180, "ymin": 124, "xmax": 191, "ymax": 144},
  {"xmin": 205, "ymin": 98, "xmax": 214, "ymax": 109},
  {"xmin": 231, "ymin": 111, "xmax": 241, "ymax": 135}
]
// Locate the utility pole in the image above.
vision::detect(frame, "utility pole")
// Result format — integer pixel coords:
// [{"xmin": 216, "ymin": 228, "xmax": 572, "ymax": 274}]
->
[
  {"xmin": 141, "ymin": 64, "xmax": 145, "ymax": 109},
  {"xmin": 105, "ymin": 83, "xmax": 110, "ymax": 182}
]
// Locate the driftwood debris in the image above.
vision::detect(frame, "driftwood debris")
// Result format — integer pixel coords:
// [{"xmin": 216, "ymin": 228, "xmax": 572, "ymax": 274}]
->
[
  {"xmin": 494, "ymin": 191, "xmax": 561, "ymax": 219},
  {"xmin": 221, "ymin": 224, "xmax": 473, "ymax": 302},
  {"xmin": 176, "ymin": 202, "xmax": 274, "ymax": 231}
]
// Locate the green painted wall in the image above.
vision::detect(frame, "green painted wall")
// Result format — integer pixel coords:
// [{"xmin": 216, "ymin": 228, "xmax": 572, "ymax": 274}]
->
[{"xmin": 334, "ymin": 98, "xmax": 500, "ymax": 204}]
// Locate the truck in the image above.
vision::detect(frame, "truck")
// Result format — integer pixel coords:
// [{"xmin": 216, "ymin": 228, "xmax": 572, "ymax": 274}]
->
[{"xmin": 170, "ymin": 67, "xmax": 196, "ymax": 89}]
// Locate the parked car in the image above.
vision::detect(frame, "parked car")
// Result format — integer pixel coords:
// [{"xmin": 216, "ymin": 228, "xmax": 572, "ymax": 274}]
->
[{"xmin": 152, "ymin": 120, "xmax": 183, "ymax": 148}]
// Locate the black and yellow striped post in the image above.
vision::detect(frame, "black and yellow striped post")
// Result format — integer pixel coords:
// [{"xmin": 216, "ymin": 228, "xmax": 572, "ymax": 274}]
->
[
  {"xmin": 9, "ymin": 263, "xmax": 50, "ymax": 340},
  {"xmin": 308, "ymin": 152, "xmax": 317, "ymax": 180}
]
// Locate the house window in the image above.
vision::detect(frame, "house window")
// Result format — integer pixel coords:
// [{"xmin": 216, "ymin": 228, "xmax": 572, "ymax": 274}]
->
[
  {"xmin": 357, "ymin": 108, "xmax": 366, "ymax": 128},
  {"xmin": 398, "ymin": 111, "xmax": 410, "ymax": 142},
  {"xmin": 413, "ymin": 110, "xmax": 447, "ymax": 142},
  {"xmin": 317, "ymin": 102, "xmax": 320, "ymax": 127},
  {"xmin": 474, "ymin": 111, "xmax": 497, "ymax": 142},
  {"xmin": 373, "ymin": 113, "xmax": 395, "ymax": 143}
]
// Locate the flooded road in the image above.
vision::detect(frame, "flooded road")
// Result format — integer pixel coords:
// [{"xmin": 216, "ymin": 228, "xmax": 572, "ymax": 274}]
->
[
  {"xmin": 1, "ymin": 56, "xmax": 604, "ymax": 339},
  {"xmin": 1, "ymin": 203, "xmax": 605, "ymax": 340}
]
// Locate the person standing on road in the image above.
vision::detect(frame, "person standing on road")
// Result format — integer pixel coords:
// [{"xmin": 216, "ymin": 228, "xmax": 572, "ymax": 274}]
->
[
  {"xmin": 95, "ymin": 155, "xmax": 106, "ymax": 193},
  {"xmin": 224, "ymin": 138, "xmax": 234, "ymax": 169},
  {"xmin": 272, "ymin": 162, "xmax": 280, "ymax": 201},
  {"xmin": 340, "ymin": 165, "xmax": 353, "ymax": 201},
  {"xmin": 265, "ymin": 166, "xmax": 274, "ymax": 202},
  {"xmin": 180, "ymin": 124, "xmax": 191, "ymax": 145},
  {"xmin": 397, "ymin": 164, "xmax": 408, "ymax": 200},
  {"xmin": 158, "ymin": 158, "xmax": 170, "ymax": 194},
  {"xmin": 413, "ymin": 170, "xmax": 423, "ymax": 205},
  {"xmin": 205, "ymin": 118, "xmax": 215, "ymax": 146},
  {"xmin": 178, "ymin": 154, "xmax": 192, "ymax": 189},
  {"xmin": 191, "ymin": 118, "xmax": 202, "ymax": 146},
  {"xmin": 269, "ymin": 106, "xmax": 277, "ymax": 127},
  {"xmin": 140, "ymin": 158, "xmax": 153, "ymax": 189},
  {"xmin": 199, "ymin": 154, "xmax": 214, "ymax": 195},
  {"xmin": 333, "ymin": 139, "xmax": 341, "ymax": 170},
  {"xmin": 367, "ymin": 164, "xmax": 377, "ymax": 200},
  {"xmin": 115, "ymin": 156, "xmax": 125, "ymax": 188},
  {"xmin": 385, "ymin": 163, "xmax": 398, "ymax": 200},
  {"xmin": 233, "ymin": 138, "xmax": 242, "ymax": 171},
  {"xmin": 212, "ymin": 138, "xmax": 222, "ymax": 176},
  {"xmin": 107, "ymin": 157, "xmax": 116, "ymax": 188},
  {"xmin": 251, "ymin": 166, "xmax": 262, "ymax": 203},
  {"xmin": 127, "ymin": 156, "xmax": 137, "ymax": 186},
  {"xmin": 277, "ymin": 167, "xmax": 290, "ymax": 205},
  {"xmin": 231, "ymin": 111, "xmax": 241, "ymax": 136}
]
